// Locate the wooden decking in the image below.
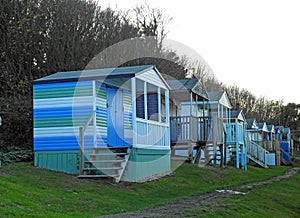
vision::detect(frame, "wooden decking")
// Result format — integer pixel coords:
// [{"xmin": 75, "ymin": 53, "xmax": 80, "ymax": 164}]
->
[
  {"xmin": 170, "ymin": 116, "xmax": 211, "ymax": 145},
  {"xmin": 170, "ymin": 116, "xmax": 226, "ymax": 165}
]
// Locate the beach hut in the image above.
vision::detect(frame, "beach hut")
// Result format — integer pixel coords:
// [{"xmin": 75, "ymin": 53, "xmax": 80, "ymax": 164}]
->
[
  {"xmin": 208, "ymin": 91, "xmax": 232, "ymax": 120},
  {"xmin": 246, "ymin": 118, "xmax": 259, "ymax": 143},
  {"xmin": 267, "ymin": 125, "xmax": 276, "ymax": 151},
  {"xmin": 33, "ymin": 65, "xmax": 171, "ymax": 182},
  {"xmin": 275, "ymin": 126, "xmax": 291, "ymax": 164},
  {"xmin": 245, "ymin": 119, "xmax": 269, "ymax": 168},
  {"xmin": 206, "ymin": 91, "xmax": 232, "ymax": 166},
  {"xmin": 224, "ymin": 110, "xmax": 247, "ymax": 169},
  {"xmin": 257, "ymin": 122, "xmax": 269, "ymax": 148},
  {"xmin": 166, "ymin": 78, "xmax": 210, "ymax": 163}
]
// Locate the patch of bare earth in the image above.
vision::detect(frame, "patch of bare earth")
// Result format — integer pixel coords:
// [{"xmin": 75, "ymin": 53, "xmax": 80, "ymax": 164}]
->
[{"xmin": 99, "ymin": 167, "xmax": 299, "ymax": 218}]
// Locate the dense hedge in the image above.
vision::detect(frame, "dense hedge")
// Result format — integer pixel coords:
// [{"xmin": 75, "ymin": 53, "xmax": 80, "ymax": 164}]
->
[{"xmin": 0, "ymin": 96, "xmax": 32, "ymax": 154}]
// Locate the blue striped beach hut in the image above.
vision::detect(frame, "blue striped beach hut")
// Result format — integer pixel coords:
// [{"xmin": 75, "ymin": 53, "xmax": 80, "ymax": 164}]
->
[{"xmin": 33, "ymin": 65, "xmax": 171, "ymax": 182}]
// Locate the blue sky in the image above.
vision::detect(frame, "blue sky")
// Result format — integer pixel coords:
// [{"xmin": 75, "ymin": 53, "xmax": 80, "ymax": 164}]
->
[{"xmin": 101, "ymin": 0, "xmax": 300, "ymax": 104}]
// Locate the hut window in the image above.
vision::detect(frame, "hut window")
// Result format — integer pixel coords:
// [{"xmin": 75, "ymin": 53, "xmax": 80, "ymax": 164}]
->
[
  {"xmin": 147, "ymin": 83, "xmax": 158, "ymax": 121},
  {"xmin": 160, "ymin": 90, "xmax": 166, "ymax": 123},
  {"xmin": 136, "ymin": 79, "xmax": 145, "ymax": 119},
  {"xmin": 135, "ymin": 79, "xmax": 164, "ymax": 122}
]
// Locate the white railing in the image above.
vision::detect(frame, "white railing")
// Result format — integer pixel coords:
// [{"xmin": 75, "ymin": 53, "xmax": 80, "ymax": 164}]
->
[
  {"xmin": 246, "ymin": 138, "xmax": 268, "ymax": 168},
  {"xmin": 136, "ymin": 118, "xmax": 169, "ymax": 147},
  {"xmin": 258, "ymin": 140, "xmax": 276, "ymax": 151},
  {"xmin": 170, "ymin": 116, "xmax": 210, "ymax": 143}
]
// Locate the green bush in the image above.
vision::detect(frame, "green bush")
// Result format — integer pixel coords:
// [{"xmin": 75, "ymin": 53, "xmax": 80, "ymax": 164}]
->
[
  {"xmin": 0, "ymin": 149, "xmax": 33, "ymax": 164},
  {"xmin": 0, "ymin": 96, "xmax": 32, "ymax": 153}
]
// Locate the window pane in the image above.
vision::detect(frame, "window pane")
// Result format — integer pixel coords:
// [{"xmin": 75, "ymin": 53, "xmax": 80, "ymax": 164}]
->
[
  {"xmin": 161, "ymin": 90, "xmax": 166, "ymax": 123},
  {"xmin": 136, "ymin": 79, "xmax": 145, "ymax": 119},
  {"xmin": 147, "ymin": 83, "xmax": 158, "ymax": 121}
]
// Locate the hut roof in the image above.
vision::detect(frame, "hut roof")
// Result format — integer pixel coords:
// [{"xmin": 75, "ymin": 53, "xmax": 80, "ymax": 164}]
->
[
  {"xmin": 166, "ymin": 78, "xmax": 209, "ymax": 100},
  {"xmin": 34, "ymin": 65, "xmax": 156, "ymax": 84},
  {"xmin": 246, "ymin": 118, "xmax": 258, "ymax": 130},
  {"xmin": 230, "ymin": 110, "xmax": 246, "ymax": 121},
  {"xmin": 208, "ymin": 91, "xmax": 232, "ymax": 109},
  {"xmin": 257, "ymin": 122, "xmax": 269, "ymax": 132}
]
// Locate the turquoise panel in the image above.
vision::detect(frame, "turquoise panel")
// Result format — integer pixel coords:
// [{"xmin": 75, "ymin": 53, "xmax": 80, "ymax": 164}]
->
[
  {"xmin": 123, "ymin": 148, "xmax": 171, "ymax": 182},
  {"xmin": 34, "ymin": 150, "xmax": 79, "ymax": 174}
]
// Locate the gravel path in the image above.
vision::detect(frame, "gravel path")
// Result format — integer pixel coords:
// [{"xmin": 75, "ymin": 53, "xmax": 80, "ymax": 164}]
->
[{"xmin": 99, "ymin": 167, "xmax": 299, "ymax": 218}]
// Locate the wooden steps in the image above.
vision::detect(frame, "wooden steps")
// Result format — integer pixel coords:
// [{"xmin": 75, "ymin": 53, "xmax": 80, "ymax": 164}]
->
[
  {"xmin": 78, "ymin": 146, "xmax": 131, "ymax": 183},
  {"xmin": 199, "ymin": 143, "xmax": 216, "ymax": 165},
  {"xmin": 247, "ymin": 154, "xmax": 269, "ymax": 168}
]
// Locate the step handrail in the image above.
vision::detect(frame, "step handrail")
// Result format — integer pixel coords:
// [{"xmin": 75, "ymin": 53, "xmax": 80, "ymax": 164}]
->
[
  {"xmin": 246, "ymin": 137, "xmax": 269, "ymax": 168},
  {"xmin": 115, "ymin": 147, "xmax": 131, "ymax": 183},
  {"xmin": 79, "ymin": 110, "xmax": 96, "ymax": 175}
]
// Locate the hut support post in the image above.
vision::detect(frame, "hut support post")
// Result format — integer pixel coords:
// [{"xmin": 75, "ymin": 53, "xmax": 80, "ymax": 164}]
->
[{"xmin": 79, "ymin": 126, "xmax": 84, "ymax": 175}]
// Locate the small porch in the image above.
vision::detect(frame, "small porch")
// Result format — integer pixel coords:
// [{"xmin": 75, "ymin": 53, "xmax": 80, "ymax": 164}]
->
[
  {"xmin": 170, "ymin": 116, "xmax": 211, "ymax": 145},
  {"xmin": 170, "ymin": 114, "xmax": 225, "ymax": 165},
  {"xmin": 224, "ymin": 121, "xmax": 244, "ymax": 145},
  {"xmin": 166, "ymin": 79, "xmax": 210, "ymax": 163},
  {"xmin": 224, "ymin": 110, "xmax": 247, "ymax": 170}
]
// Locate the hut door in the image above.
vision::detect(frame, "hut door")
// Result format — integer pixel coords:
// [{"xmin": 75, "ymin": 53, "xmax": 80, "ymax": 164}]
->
[{"xmin": 107, "ymin": 87, "xmax": 125, "ymax": 147}]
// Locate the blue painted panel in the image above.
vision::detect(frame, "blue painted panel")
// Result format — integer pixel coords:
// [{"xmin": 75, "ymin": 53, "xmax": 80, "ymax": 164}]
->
[
  {"xmin": 96, "ymin": 107, "xmax": 107, "ymax": 116},
  {"xmin": 280, "ymin": 142, "xmax": 290, "ymax": 152},
  {"xmin": 124, "ymin": 111, "xmax": 132, "ymax": 123},
  {"xmin": 34, "ymin": 136, "xmax": 80, "ymax": 150},
  {"xmin": 34, "ymin": 106, "xmax": 93, "ymax": 118},
  {"xmin": 107, "ymin": 87, "xmax": 125, "ymax": 147},
  {"xmin": 281, "ymin": 151, "xmax": 290, "ymax": 161},
  {"xmin": 34, "ymin": 135, "xmax": 100, "ymax": 151},
  {"xmin": 96, "ymin": 81, "xmax": 106, "ymax": 89},
  {"xmin": 34, "ymin": 81, "xmax": 92, "ymax": 90},
  {"xmin": 266, "ymin": 153, "xmax": 276, "ymax": 166}
]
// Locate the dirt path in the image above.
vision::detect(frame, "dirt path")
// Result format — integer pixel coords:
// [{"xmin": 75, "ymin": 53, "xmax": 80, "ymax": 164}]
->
[{"xmin": 99, "ymin": 167, "xmax": 299, "ymax": 218}]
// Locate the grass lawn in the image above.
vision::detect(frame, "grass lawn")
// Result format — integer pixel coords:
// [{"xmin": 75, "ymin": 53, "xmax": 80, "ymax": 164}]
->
[
  {"xmin": 185, "ymin": 161, "xmax": 300, "ymax": 217},
  {"xmin": 0, "ymin": 162, "xmax": 293, "ymax": 217}
]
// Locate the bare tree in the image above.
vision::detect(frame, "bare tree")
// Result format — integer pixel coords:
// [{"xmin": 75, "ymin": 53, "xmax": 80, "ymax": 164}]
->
[{"xmin": 131, "ymin": 4, "xmax": 172, "ymax": 50}]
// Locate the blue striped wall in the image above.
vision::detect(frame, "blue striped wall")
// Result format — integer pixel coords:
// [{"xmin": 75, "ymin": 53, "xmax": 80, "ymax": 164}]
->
[
  {"xmin": 96, "ymin": 82, "xmax": 108, "ymax": 146},
  {"xmin": 123, "ymin": 89, "xmax": 133, "ymax": 146},
  {"xmin": 33, "ymin": 81, "xmax": 95, "ymax": 151},
  {"xmin": 34, "ymin": 80, "xmax": 133, "ymax": 151}
]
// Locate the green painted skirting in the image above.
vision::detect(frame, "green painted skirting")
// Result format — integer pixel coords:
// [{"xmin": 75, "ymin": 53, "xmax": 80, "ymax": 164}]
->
[
  {"xmin": 34, "ymin": 148, "xmax": 171, "ymax": 182},
  {"xmin": 123, "ymin": 147, "xmax": 171, "ymax": 182},
  {"xmin": 34, "ymin": 150, "xmax": 79, "ymax": 174}
]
